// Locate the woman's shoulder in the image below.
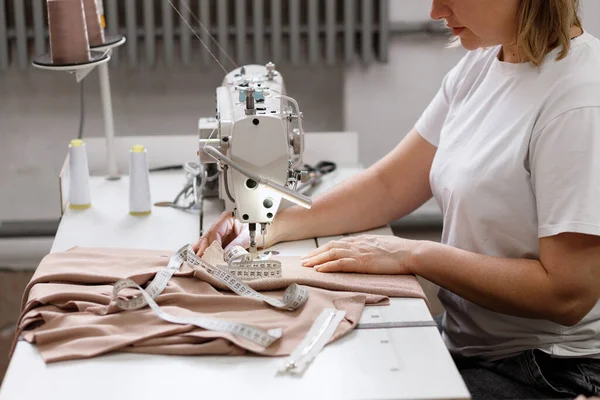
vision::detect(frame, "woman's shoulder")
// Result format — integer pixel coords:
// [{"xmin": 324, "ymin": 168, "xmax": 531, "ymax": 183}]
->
[
  {"xmin": 537, "ymin": 32, "xmax": 600, "ymax": 125},
  {"xmin": 545, "ymin": 32, "xmax": 600, "ymax": 82}
]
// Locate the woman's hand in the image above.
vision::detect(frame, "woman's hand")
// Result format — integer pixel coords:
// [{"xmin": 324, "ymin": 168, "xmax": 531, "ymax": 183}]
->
[
  {"xmin": 192, "ymin": 211, "xmax": 249, "ymax": 256},
  {"xmin": 300, "ymin": 235, "xmax": 418, "ymax": 274}
]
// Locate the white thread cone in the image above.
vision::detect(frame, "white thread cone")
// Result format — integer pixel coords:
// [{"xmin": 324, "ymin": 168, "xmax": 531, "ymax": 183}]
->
[
  {"xmin": 68, "ymin": 139, "xmax": 91, "ymax": 209},
  {"xmin": 129, "ymin": 145, "xmax": 152, "ymax": 215},
  {"xmin": 95, "ymin": 0, "xmax": 106, "ymax": 33},
  {"xmin": 83, "ymin": 0, "xmax": 105, "ymax": 46},
  {"xmin": 96, "ymin": 0, "xmax": 104, "ymax": 19}
]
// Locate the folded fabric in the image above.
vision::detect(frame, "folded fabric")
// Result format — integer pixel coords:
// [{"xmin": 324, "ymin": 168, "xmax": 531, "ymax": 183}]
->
[
  {"xmin": 201, "ymin": 241, "xmax": 428, "ymax": 300},
  {"xmin": 16, "ymin": 245, "xmax": 427, "ymax": 363}
]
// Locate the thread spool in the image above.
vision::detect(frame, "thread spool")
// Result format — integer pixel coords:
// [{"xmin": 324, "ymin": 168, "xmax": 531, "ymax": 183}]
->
[
  {"xmin": 96, "ymin": 0, "xmax": 106, "ymax": 29},
  {"xmin": 129, "ymin": 145, "xmax": 152, "ymax": 216},
  {"xmin": 47, "ymin": 0, "xmax": 90, "ymax": 64},
  {"xmin": 83, "ymin": 0, "xmax": 105, "ymax": 46},
  {"xmin": 68, "ymin": 139, "xmax": 92, "ymax": 209}
]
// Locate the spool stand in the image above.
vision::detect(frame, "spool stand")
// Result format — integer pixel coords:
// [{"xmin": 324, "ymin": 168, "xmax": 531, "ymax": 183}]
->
[{"xmin": 32, "ymin": 34, "xmax": 127, "ymax": 181}]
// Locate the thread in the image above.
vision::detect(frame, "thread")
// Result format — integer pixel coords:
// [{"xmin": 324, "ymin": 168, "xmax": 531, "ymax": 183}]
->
[
  {"xmin": 129, "ymin": 145, "xmax": 152, "ymax": 216},
  {"xmin": 98, "ymin": 0, "xmax": 106, "ymax": 29},
  {"xmin": 68, "ymin": 139, "xmax": 92, "ymax": 209},
  {"xmin": 174, "ymin": 0, "xmax": 238, "ymax": 69},
  {"xmin": 167, "ymin": 0, "xmax": 233, "ymax": 75},
  {"xmin": 47, "ymin": 0, "xmax": 90, "ymax": 64},
  {"xmin": 95, "ymin": 0, "xmax": 106, "ymax": 28},
  {"xmin": 83, "ymin": 0, "xmax": 105, "ymax": 46}
]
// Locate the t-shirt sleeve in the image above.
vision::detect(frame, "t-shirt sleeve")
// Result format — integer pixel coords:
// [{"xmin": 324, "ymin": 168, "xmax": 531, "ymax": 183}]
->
[
  {"xmin": 414, "ymin": 60, "xmax": 463, "ymax": 147},
  {"xmin": 530, "ymin": 107, "xmax": 600, "ymax": 238}
]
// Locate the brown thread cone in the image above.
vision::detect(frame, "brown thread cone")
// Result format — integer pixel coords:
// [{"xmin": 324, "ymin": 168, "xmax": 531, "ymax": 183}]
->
[
  {"xmin": 47, "ymin": 0, "xmax": 91, "ymax": 64},
  {"xmin": 83, "ymin": 0, "xmax": 105, "ymax": 46}
]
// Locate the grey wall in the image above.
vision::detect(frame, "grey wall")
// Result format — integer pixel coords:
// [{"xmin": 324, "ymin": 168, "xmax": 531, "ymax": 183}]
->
[
  {"xmin": 345, "ymin": 34, "xmax": 466, "ymax": 167},
  {"xmin": 0, "ymin": 62, "xmax": 344, "ymax": 221},
  {"xmin": 1, "ymin": 0, "xmax": 599, "ymax": 222},
  {"xmin": 347, "ymin": 0, "xmax": 600, "ymax": 166}
]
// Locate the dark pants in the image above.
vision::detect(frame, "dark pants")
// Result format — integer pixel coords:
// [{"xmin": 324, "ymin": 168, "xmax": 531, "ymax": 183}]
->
[{"xmin": 434, "ymin": 314, "xmax": 600, "ymax": 399}]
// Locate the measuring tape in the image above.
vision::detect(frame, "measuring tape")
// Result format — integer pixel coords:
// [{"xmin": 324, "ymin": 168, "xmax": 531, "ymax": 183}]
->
[
  {"xmin": 113, "ymin": 244, "xmax": 187, "ymax": 311},
  {"xmin": 113, "ymin": 277, "xmax": 283, "ymax": 347},
  {"xmin": 112, "ymin": 244, "xmax": 309, "ymax": 347},
  {"xmin": 186, "ymin": 246, "xmax": 308, "ymax": 310},
  {"xmin": 223, "ymin": 245, "xmax": 282, "ymax": 280}
]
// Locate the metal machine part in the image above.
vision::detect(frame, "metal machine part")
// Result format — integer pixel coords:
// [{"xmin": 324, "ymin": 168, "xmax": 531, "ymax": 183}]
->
[{"xmin": 199, "ymin": 62, "xmax": 312, "ymax": 256}]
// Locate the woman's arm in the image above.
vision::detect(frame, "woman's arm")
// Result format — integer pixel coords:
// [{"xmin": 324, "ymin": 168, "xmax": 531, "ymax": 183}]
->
[
  {"xmin": 269, "ymin": 129, "xmax": 437, "ymax": 244},
  {"xmin": 302, "ymin": 232, "xmax": 600, "ymax": 326},
  {"xmin": 412, "ymin": 232, "xmax": 600, "ymax": 326}
]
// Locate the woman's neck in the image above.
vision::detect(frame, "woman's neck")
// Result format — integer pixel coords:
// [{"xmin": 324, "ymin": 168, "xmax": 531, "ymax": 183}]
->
[{"xmin": 499, "ymin": 26, "xmax": 584, "ymax": 63}]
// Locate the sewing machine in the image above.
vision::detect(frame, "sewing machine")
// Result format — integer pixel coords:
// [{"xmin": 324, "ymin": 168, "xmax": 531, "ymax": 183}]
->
[{"xmin": 198, "ymin": 63, "xmax": 312, "ymax": 257}]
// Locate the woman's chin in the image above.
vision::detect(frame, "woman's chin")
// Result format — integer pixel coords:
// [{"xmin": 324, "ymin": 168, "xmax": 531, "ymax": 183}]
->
[{"xmin": 457, "ymin": 35, "xmax": 481, "ymax": 51}]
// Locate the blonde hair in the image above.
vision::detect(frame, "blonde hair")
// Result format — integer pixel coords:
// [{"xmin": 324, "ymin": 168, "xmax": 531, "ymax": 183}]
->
[
  {"xmin": 517, "ymin": 0, "xmax": 582, "ymax": 66},
  {"xmin": 446, "ymin": 0, "xmax": 582, "ymax": 66}
]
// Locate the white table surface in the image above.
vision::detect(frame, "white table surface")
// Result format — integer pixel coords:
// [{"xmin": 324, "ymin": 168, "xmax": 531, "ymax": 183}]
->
[{"xmin": 0, "ymin": 169, "xmax": 469, "ymax": 400}]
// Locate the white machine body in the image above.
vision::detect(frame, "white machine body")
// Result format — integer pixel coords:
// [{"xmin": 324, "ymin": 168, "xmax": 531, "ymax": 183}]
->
[{"xmin": 199, "ymin": 63, "xmax": 306, "ymax": 228}]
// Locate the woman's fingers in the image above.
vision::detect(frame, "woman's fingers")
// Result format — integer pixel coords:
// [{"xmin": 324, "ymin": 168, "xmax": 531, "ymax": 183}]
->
[
  {"xmin": 194, "ymin": 236, "xmax": 212, "ymax": 256},
  {"xmin": 192, "ymin": 237, "xmax": 203, "ymax": 253},
  {"xmin": 314, "ymin": 258, "xmax": 362, "ymax": 273},
  {"xmin": 302, "ymin": 248, "xmax": 355, "ymax": 267},
  {"xmin": 195, "ymin": 231, "xmax": 224, "ymax": 256},
  {"xmin": 213, "ymin": 213, "xmax": 236, "ymax": 239},
  {"xmin": 301, "ymin": 240, "xmax": 352, "ymax": 260},
  {"xmin": 195, "ymin": 213, "xmax": 252, "ymax": 256}
]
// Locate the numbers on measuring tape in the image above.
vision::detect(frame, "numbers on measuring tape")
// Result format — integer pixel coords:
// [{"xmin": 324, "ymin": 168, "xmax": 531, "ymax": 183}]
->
[{"xmin": 111, "ymin": 243, "xmax": 309, "ymax": 347}]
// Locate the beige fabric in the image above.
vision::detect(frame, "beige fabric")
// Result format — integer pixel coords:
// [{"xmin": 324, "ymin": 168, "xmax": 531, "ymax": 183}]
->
[
  {"xmin": 16, "ymin": 246, "xmax": 427, "ymax": 363},
  {"xmin": 202, "ymin": 241, "xmax": 427, "ymax": 300}
]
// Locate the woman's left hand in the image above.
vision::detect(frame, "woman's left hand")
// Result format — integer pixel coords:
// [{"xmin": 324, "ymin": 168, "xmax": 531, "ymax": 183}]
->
[{"xmin": 301, "ymin": 235, "xmax": 418, "ymax": 274}]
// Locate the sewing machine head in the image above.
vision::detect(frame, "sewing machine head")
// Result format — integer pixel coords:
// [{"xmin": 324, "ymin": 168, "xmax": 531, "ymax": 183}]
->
[{"xmin": 199, "ymin": 62, "xmax": 311, "ymax": 256}]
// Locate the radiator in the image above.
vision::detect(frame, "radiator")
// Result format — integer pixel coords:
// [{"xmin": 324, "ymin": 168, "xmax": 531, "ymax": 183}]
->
[{"xmin": 0, "ymin": 0, "xmax": 390, "ymax": 71}]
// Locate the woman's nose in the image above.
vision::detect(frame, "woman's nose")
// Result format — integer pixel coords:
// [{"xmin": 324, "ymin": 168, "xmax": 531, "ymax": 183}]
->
[{"xmin": 430, "ymin": 0, "xmax": 452, "ymax": 21}]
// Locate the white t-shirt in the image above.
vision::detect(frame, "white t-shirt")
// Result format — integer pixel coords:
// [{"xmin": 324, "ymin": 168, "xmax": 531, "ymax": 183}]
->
[{"xmin": 415, "ymin": 31, "xmax": 600, "ymax": 360}]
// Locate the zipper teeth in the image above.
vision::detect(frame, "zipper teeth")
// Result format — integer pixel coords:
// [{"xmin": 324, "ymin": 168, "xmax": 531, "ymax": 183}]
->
[{"xmin": 296, "ymin": 310, "xmax": 336, "ymax": 361}]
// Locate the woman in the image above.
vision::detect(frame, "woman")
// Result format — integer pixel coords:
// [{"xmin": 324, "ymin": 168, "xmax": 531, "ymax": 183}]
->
[{"xmin": 194, "ymin": 0, "xmax": 600, "ymax": 398}]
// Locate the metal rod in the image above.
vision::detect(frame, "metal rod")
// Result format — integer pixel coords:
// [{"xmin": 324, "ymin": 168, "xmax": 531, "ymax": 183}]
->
[
  {"xmin": 289, "ymin": 0, "xmax": 300, "ymax": 64},
  {"xmin": 253, "ymin": 0, "xmax": 264, "ymax": 63},
  {"xmin": 308, "ymin": 0, "xmax": 318, "ymax": 65},
  {"xmin": 13, "ymin": 0, "xmax": 27, "ymax": 69},
  {"xmin": 344, "ymin": 0, "xmax": 355, "ymax": 63},
  {"xmin": 106, "ymin": 0, "xmax": 120, "ymax": 65},
  {"xmin": 271, "ymin": 0, "xmax": 281, "ymax": 62},
  {"xmin": 362, "ymin": 0, "xmax": 373, "ymax": 64},
  {"xmin": 180, "ymin": 0, "xmax": 191, "ymax": 65},
  {"xmin": 235, "ymin": 0, "xmax": 245, "ymax": 64},
  {"xmin": 144, "ymin": 0, "xmax": 156, "ymax": 66},
  {"xmin": 163, "ymin": 0, "xmax": 174, "ymax": 67},
  {"xmin": 325, "ymin": 0, "xmax": 336, "ymax": 65},
  {"xmin": 126, "ymin": 0, "xmax": 138, "ymax": 68},
  {"xmin": 217, "ymin": 0, "xmax": 228, "ymax": 65},
  {"xmin": 378, "ymin": 0, "xmax": 390, "ymax": 62},
  {"xmin": 33, "ymin": 0, "xmax": 45, "ymax": 57},
  {"xmin": 199, "ymin": 0, "xmax": 211, "ymax": 66},
  {"xmin": 98, "ymin": 62, "xmax": 120, "ymax": 180},
  {"xmin": 0, "ymin": 0, "xmax": 7, "ymax": 69},
  {"xmin": 203, "ymin": 147, "xmax": 312, "ymax": 209}
]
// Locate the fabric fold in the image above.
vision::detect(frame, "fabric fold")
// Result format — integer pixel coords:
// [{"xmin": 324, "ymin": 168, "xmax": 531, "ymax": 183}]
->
[{"xmin": 16, "ymin": 245, "xmax": 427, "ymax": 364}]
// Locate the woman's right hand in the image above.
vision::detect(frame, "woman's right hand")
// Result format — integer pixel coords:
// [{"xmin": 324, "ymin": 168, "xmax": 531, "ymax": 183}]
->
[{"xmin": 192, "ymin": 211, "xmax": 249, "ymax": 256}]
